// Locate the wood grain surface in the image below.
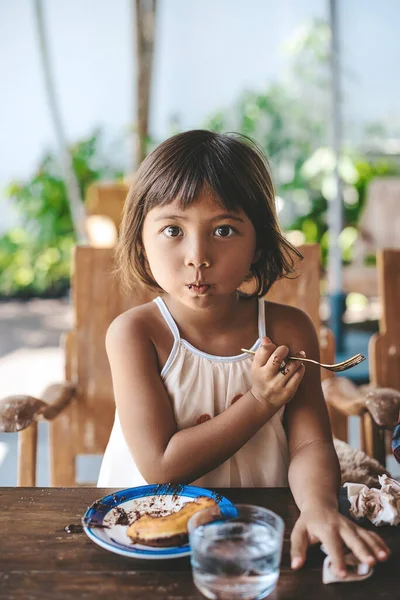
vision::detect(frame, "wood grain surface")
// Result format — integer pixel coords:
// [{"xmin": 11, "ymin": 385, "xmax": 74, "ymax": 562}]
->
[{"xmin": 0, "ymin": 487, "xmax": 398, "ymax": 599}]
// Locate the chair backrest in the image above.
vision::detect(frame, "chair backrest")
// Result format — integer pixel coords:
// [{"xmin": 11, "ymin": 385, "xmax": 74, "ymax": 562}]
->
[
  {"xmin": 359, "ymin": 249, "xmax": 400, "ymax": 465},
  {"xmin": 85, "ymin": 182, "xmax": 128, "ymax": 232},
  {"xmin": 72, "ymin": 246, "xmax": 156, "ymax": 451},
  {"xmin": 49, "ymin": 247, "xmax": 156, "ymax": 485},
  {"xmin": 49, "ymin": 243, "xmax": 327, "ymax": 485},
  {"xmin": 266, "ymin": 243, "xmax": 321, "ymax": 330},
  {"xmin": 85, "ymin": 182, "xmax": 129, "ymax": 247},
  {"xmin": 369, "ymin": 249, "xmax": 400, "ymax": 390}
]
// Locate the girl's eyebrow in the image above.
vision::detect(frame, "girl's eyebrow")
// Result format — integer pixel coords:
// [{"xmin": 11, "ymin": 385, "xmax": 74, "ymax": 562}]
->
[{"xmin": 153, "ymin": 213, "xmax": 245, "ymax": 223}]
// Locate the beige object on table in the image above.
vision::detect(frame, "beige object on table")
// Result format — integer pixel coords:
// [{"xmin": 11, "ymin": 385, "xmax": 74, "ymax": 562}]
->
[
  {"xmin": 333, "ymin": 438, "xmax": 390, "ymax": 488},
  {"xmin": 345, "ymin": 475, "xmax": 400, "ymax": 527},
  {"xmin": 320, "ymin": 544, "xmax": 374, "ymax": 584},
  {"xmin": 322, "ymin": 554, "xmax": 373, "ymax": 584}
]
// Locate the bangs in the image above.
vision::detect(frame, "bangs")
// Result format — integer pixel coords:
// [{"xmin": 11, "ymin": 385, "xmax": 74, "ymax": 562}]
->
[{"xmin": 142, "ymin": 131, "xmax": 249, "ymax": 214}]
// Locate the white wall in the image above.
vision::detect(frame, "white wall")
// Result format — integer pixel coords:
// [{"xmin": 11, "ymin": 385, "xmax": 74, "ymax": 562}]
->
[
  {"xmin": 1, "ymin": 0, "xmax": 399, "ymax": 232},
  {"xmin": 1, "ymin": 0, "xmax": 132, "ymax": 231}
]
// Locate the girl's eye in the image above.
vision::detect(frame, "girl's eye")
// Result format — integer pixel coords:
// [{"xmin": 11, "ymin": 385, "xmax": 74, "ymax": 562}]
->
[
  {"xmin": 215, "ymin": 225, "xmax": 235, "ymax": 237},
  {"xmin": 163, "ymin": 225, "xmax": 182, "ymax": 238}
]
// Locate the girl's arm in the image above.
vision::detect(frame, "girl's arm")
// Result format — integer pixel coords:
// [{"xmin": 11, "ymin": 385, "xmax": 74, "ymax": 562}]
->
[
  {"xmin": 105, "ymin": 308, "xmax": 302, "ymax": 484},
  {"xmin": 283, "ymin": 309, "xmax": 340, "ymax": 510},
  {"xmin": 280, "ymin": 307, "xmax": 390, "ymax": 576}
]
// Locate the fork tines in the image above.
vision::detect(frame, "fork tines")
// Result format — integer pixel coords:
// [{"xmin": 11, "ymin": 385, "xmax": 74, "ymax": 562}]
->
[{"xmin": 334, "ymin": 353, "xmax": 365, "ymax": 371}]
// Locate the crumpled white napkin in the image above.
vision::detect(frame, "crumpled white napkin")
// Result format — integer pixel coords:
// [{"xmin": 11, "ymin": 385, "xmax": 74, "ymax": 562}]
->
[
  {"xmin": 345, "ymin": 475, "xmax": 400, "ymax": 526},
  {"xmin": 320, "ymin": 544, "xmax": 373, "ymax": 584}
]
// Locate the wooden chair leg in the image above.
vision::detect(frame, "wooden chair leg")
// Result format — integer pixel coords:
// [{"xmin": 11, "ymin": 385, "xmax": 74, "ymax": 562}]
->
[
  {"xmin": 360, "ymin": 412, "xmax": 386, "ymax": 467},
  {"xmin": 49, "ymin": 403, "xmax": 76, "ymax": 486},
  {"xmin": 18, "ymin": 423, "xmax": 38, "ymax": 486}
]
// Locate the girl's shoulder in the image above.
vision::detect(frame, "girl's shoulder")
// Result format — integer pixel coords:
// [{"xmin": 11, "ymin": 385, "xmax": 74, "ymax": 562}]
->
[
  {"xmin": 106, "ymin": 300, "xmax": 173, "ymax": 368},
  {"xmin": 263, "ymin": 300, "xmax": 318, "ymax": 350},
  {"xmin": 107, "ymin": 300, "xmax": 157, "ymax": 336}
]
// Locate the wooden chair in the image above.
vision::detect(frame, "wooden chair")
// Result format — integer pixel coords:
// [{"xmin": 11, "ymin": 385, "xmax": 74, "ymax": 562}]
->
[
  {"xmin": 85, "ymin": 182, "xmax": 129, "ymax": 247},
  {"xmin": 1, "ymin": 244, "xmax": 348, "ymax": 486},
  {"xmin": 358, "ymin": 249, "xmax": 400, "ymax": 464},
  {"xmin": 325, "ymin": 249, "xmax": 400, "ymax": 466}
]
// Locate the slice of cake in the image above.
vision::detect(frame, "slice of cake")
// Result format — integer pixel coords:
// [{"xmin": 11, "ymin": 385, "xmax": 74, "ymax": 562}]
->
[{"xmin": 127, "ymin": 496, "xmax": 218, "ymax": 547}]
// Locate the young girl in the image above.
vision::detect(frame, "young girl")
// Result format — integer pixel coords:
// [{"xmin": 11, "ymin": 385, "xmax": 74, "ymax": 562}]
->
[{"xmin": 98, "ymin": 130, "xmax": 389, "ymax": 576}]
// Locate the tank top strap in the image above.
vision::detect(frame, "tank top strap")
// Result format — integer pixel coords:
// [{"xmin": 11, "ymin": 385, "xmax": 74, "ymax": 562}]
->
[
  {"xmin": 155, "ymin": 296, "xmax": 266, "ymax": 343},
  {"xmin": 153, "ymin": 297, "xmax": 181, "ymax": 343},
  {"xmin": 257, "ymin": 298, "xmax": 266, "ymax": 339}
]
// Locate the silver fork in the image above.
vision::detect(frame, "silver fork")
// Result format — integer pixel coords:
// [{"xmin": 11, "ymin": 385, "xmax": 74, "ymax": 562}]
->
[{"xmin": 240, "ymin": 349, "xmax": 366, "ymax": 372}]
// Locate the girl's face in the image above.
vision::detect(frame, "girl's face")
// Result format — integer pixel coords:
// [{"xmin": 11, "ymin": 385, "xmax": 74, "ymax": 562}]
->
[{"xmin": 142, "ymin": 190, "xmax": 257, "ymax": 307}]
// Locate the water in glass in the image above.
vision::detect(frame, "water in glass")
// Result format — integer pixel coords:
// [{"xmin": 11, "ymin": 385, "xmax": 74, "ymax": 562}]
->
[{"xmin": 190, "ymin": 519, "xmax": 281, "ymax": 600}]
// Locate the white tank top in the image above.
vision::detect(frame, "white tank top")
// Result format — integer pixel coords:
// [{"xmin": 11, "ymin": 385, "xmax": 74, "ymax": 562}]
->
[{"xmin": 98, "ymin": 296, "xmax": 289, "ymax": 488}]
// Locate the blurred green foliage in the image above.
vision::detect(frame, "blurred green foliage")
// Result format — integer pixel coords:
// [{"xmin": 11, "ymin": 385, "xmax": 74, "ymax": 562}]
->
[
  {"xmin": 204, "ymin": 20, "xmax": 400, "ymax": 269},
  {"xmin": 0, "ymin": 129, "xmax": 123, "ymax": 297},
  {"xmin": 2, "ymin": 20, "xmax": 400, "ymax": 297},
  {"xmin": 292, "ymin": 152, "xmax": 400, "ymax": 266}
]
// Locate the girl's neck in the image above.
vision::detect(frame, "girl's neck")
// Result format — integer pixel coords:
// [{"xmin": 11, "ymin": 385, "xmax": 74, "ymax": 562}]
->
[{"xmin": 162, "ymin": 291, "xmax": 251, "ymax": 335}]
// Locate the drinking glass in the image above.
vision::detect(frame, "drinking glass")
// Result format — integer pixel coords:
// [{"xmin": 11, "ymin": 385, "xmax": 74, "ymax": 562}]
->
[{"xmin": 188, "ymin": 504, "xmax": 284, "ymax": 600}]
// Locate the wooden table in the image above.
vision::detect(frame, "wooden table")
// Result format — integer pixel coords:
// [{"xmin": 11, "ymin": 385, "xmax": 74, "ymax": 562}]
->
[{"xmin": 0, "ymin": 487, "xmax": 398, "ymax": 599}]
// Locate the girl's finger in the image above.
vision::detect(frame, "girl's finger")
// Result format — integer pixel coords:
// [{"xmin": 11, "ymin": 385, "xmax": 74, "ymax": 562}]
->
[
  {"xmin": 282, "ymin": 363, "xmax": 305, "ymax": 391},
  {"xmin": 309, "ymin": 533, "xmax": 319, "ymax": 545},
  {"xmin": 280, "ymin": 358, "xmax": 304, "ymax": 379},
  {"xmin": 265, "ymin": 345, "xmax": 290, "ymax": 375},
  {"xmin": 275, "ymin": 348, "xmax": 306, "ymax": 377},
  {"xmin": 356, "ymin": 528, "xmax": 391, "ymax": 561},
  {"xmin": 340, "ymin": 527, "xmax": 376, "ymax": 567},
  {"xmin": 290, "ymin": 520, "xmax": 309, "ymax": 569},
  {"xmin": 252, "ymin": 337, "xmax": 276, "ymax": 368},
  {"xmin": 284, "ymin": 350, "xmax": 306, "ymax": 378},
  {"xmin": 320, "ymin": 532, "xmax": 347, "ymax": 577}
]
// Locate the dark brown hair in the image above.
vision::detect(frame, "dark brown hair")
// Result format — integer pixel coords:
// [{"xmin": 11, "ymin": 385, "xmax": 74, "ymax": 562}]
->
[{"xmin": 117, "ymin": 129, "xmax": 302, "ymax": 297}]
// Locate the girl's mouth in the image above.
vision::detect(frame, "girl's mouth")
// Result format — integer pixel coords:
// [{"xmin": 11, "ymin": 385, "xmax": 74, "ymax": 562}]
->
[{"xmin": 188, "ymin": 284, "xmax": 210, "ymax": 295}]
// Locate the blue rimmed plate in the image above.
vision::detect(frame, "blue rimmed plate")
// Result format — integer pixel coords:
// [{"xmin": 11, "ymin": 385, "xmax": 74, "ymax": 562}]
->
[{"xmin": 82, "ymin": 483, "xmax": 236, "ymax": 560}]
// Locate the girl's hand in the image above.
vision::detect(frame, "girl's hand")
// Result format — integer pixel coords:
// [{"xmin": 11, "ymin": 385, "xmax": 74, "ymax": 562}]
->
[
  {"xmin": 291, "ymin": 505, "xmax": 391, "ymax": 577},
  {"xmin": 250, "ymin": 336, "xmax": 305, "ymax": 408}
]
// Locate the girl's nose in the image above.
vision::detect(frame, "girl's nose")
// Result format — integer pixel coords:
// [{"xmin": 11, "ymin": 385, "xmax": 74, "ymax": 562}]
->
[
  {"xmin": 184, "ymin": 244, "xmax": 211, "ymax": 268},
  {"xmin": 183, "ymin": 232, "xmax": 213, "ymax": 268},
  {"xmin": 186, "ymin": 258, "xmax": 211, "ymax": 268}
]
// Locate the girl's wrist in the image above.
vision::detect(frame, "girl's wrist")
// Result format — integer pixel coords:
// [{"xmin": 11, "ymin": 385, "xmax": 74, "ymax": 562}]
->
[
  {"xmin": 249, "ymin": 387, "xmax": 277, "ymax": 412},
  {"xmin": 299, "ymin": 496, "xmax": 338, "ymax": 514}
]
